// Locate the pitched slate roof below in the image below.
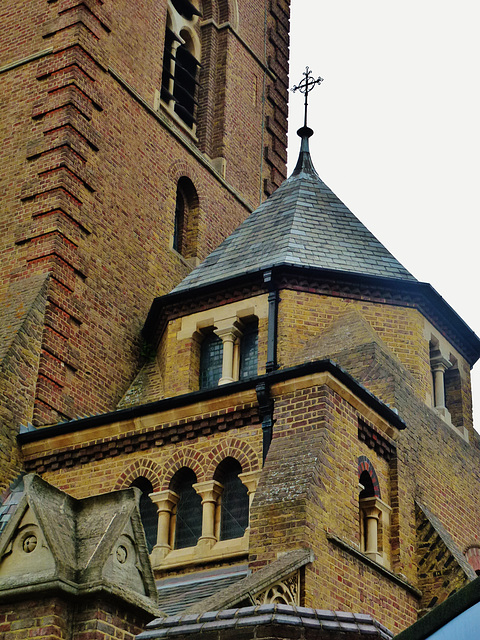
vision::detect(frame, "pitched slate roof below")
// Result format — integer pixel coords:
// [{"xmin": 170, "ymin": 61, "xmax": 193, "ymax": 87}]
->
[
  {"xmin": 156, "ymin": 565, "xmax": 249, "ymax": 616},
  {"xmin": 0, "ymin": 475, "xmax": 25, "ymax": 536},
  {"xmin": 173, "ymin": 128, "xmax": 416, "ymax": 293}
]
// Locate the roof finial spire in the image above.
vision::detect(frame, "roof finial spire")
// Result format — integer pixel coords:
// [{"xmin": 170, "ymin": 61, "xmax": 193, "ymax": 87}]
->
[
  {"xmin": 291, "ymin": 67, "xmax": 323, "ymax": 176},
  {"xmin": 292, "ymin": 66, "xmax": 323, "ymax": 130}
]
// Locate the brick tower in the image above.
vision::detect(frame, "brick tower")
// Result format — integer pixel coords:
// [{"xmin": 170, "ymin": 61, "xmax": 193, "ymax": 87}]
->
[
  {"xmin": 10, "ymin": 127, "xmax": 480, "ymax": 637},
  {"xmin": 0, "ymin": 0, "xmax": 290, "ymax": 488}
]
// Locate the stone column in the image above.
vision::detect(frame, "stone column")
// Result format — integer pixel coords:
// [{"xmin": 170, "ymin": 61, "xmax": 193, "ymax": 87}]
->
[
  {"xmin": 363, "ymin": 504, "xmax": 381, "ymax": 556},
  {"xmin": 193, "ymin": 480, "xmax": 223, "ymax": 549},
  {"xmin": 149, "ymin": 490, "xmax": 179, "ymax": 564},
  {"xmin": 215, "ymin": 326, "xmax": 242, "ymax": 384},
  {"xmin": 239, "ymin": 470, "xmax": 261, "ymax": 535},
  {"xmin": 431, "ymin": 353, "xmax": 451, "ymax": 409}
]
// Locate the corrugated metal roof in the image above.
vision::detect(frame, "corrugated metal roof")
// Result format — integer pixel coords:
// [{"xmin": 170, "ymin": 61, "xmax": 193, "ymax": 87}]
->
[{"xmin": 173, "ymin": 130, "xmax": 416, "ymax": 293}]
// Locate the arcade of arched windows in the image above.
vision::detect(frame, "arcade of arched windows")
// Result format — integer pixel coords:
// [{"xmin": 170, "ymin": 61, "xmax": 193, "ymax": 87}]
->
[{"xmin": 124, "ymin": 448, "xmax": 260, "ymax": 569}]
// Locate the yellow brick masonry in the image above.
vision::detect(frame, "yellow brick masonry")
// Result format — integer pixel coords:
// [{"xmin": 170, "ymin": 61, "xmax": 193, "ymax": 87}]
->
[{"xmin": 277, "ymin": 289, "xmax": 472, "ymax": 431}]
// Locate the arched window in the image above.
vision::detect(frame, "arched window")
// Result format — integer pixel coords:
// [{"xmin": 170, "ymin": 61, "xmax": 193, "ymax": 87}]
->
[
  {"xmin": 358, "ymin": 457, "xmax": 390, "ymax": 567},
  {"xmin": 172, "ymin": 177, "xmax": 199, "ymax": 259},
  {"xmin": 359, "ymin": 470, "xmax": 376, "ymax": 500},
  {"xmin": 161, "ymin": 4, "xmax": 201, "ymax": 128},
  {"xmin": 173, "ymin": 186, "xmax": 186, "ymax": 254},
  {"xmin": 214, "ymin": 458, "xmax": 249, "ymax": 540},
  {"xmin": 465, "ymin": 546, "xmax": 480, "ymax": 576},
  {"xmin": 200, "ymin": 330, "xmax": 223, "ymax": 389},
  {"xmin": 130, "ymin": 478, "xmax": 158, "ymax": 553},
  {"xmin": 173, "ymin": 31, "xmax": 199, "ymax": 128},
  {"xmin": 170, "ymin": 467, "xmax": 202, "ymax": 549}
]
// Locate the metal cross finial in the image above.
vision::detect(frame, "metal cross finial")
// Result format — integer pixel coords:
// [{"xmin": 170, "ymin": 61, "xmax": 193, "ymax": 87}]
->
[{"xmin": 292, "ymin": 67, "xmax": 323, "ymax": 128}]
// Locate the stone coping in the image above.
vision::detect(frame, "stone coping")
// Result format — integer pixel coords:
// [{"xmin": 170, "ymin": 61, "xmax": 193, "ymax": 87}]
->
[{"xmin": 138, "ymin": 604, "xmax": 393, "ymax": 639}]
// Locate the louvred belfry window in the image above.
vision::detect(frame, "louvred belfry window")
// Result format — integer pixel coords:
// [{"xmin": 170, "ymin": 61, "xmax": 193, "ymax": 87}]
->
[
  {"xmin": 161, "ymin": 4, "xmax": 201, "ymax": 129},
  {"xmin": 173, "ymin": 41, "xmax": 200, "ymax": 128}
]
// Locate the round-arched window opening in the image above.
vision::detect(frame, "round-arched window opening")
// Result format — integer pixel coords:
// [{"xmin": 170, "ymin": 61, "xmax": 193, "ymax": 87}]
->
[
  {"xmin": 172, "ymin": 177, "xmax": 199, "ymax": 259},
  {"xmin": 359, "ymin": 471, "xmax": 376, "ymax": 500},
  {"xmin": 170, "ymin": 467, "xmax": 202, "ymax": 549},
  {"xmin": 214, "ymin": 457, "xmax": 249, "ymax": 541}
]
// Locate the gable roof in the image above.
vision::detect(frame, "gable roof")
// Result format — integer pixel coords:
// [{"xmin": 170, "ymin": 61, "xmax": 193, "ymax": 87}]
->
[
  {"xmin": 0, "ymin": 474, "xmax": 159, "ymax": 614},
  {"xmin": 173, "ymin": 127, "xmax": 416, "ymax": 293}
]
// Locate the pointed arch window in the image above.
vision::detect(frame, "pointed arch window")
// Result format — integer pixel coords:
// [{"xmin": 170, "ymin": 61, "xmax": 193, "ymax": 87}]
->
[
  {"xmin": 214, "ymin": 458, "xmax": 249, "ymax": 541},
  {"xmin": 130, "ymin": 478, "xmax": 158, "ymax": 553},
  {"xmin": 170, "ymin": 468, "xmax": 202, "ymax": 549}
]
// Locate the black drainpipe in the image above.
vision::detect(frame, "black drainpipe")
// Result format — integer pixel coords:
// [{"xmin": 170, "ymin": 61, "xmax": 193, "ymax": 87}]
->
[
  {"xmin": 256, "ymin": 381, "xmax": 274, "ymax": 465},
  {"xmin": 264, "ymin": 269, "xmax": 278, "ymax": 373}
]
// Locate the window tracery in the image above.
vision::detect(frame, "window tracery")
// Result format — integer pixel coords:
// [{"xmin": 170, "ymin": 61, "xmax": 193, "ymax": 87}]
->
[
  {"xmin": 170, "ymin": 467, "xmax": 202, "ymax": 549},
  {"xmin": 214, "ymin": 458, "xmax": 249, "ymax": 541},
  {"xmin": 161, "ymin": 2, "xmax": 201, "ymax": 129}
]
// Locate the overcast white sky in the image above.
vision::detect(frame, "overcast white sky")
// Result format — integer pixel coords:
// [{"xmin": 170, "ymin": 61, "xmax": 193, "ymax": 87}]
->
[{"xmin": 286, "ymin": 1, "xmax": 480, "ymax": 430}]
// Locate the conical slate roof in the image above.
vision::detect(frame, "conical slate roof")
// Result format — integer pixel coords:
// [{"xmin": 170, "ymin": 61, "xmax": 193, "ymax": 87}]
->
[{"xmin": 173, "ymin": 127, "xmax": 416, "ymax": 293}]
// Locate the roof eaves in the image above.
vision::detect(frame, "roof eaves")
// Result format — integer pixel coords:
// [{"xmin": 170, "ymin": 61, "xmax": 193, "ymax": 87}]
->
[{"xmin": 17, "ymin": 358, "xmax": 406, "ymax": 445}]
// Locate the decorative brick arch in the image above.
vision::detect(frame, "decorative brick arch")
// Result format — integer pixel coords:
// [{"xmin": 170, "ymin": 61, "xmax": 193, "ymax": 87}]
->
[
  {"xmin": 114, "ymin": 458, "xmax": 163, "ymax": 491},
  {"xmin": 206, "ymin": 438, "xmax": 260, "ymax": 478},
  {"xmin": 161, "ymin": 447, "xmax": 207, "ymax": 490},
  {"xmin": 465, "ymin": 546, "xmax": 480, "ymax": 574},
  {"xmin": 358, "ymin": 456, "xmax": 381, "ymax": 498},
  {"xmin": 168, "ymin": 161, "xmax": 200, "ymax": 187}
]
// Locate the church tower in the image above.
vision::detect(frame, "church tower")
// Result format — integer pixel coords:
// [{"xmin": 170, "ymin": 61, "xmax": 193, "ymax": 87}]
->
[
  {"xmin": 11, "ymin": 125, "xmax": 480, "ymax": 636},
  {"xmin": 0, "ymin": 0, "xmax": 290, "ymax": 488}
]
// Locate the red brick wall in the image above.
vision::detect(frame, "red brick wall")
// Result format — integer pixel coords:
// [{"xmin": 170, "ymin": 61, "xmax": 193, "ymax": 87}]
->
[
  {"xmin": 0, "ymin": 596, "xmax": 150, "ymax": 640},
  {"xmin": 0, "ymin": 0, "xmax": 290, "ymax": 482}
]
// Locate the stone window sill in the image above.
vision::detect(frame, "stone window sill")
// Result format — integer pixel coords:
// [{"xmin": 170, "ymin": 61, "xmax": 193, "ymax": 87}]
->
[{"xmin": 151, "ymin": 531, "xmax": 249, "ymax": 571}]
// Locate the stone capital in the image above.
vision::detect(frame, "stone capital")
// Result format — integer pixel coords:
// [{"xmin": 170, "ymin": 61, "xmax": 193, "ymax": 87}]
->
[
  {"xmin": 149, "ymin": 490, "xmax": 179, "ymax": 512},
  {"xmin": 193, "ymin": 480, "xmax": 223, "ymax": 503},
  {"xmin": 239, "ymin": 469, "xmax": 262, "ymax": 494}
]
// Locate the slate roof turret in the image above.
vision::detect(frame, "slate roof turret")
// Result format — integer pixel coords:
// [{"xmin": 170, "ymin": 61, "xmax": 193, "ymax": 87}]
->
[{"xmin": 173, "ymin": 126, "xmax": 416, "ymax": 293}]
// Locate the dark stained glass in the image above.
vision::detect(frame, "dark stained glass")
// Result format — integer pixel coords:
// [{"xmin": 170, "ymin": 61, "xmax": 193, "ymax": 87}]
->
[
  {"xmin": 130, "ymin": 478, "xmax": 158, "ymax": 553},
  {"xmin": 171, "ymin": 468, "xmax": 202, "ymax": 549},
  {"xmin": 216, "ymin": 459, "xmax": 249, "ymax": 541},
  {"xmin": 173, "ymin": 188, "xmax": 185, "ymax": 253},
  {"xmin": 239, "ymin": 321, "xmax": 258, "ymax": 380},
  {"xmin": 200, "ymin": 332, "xmax": 223, "ymax": 389}
]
